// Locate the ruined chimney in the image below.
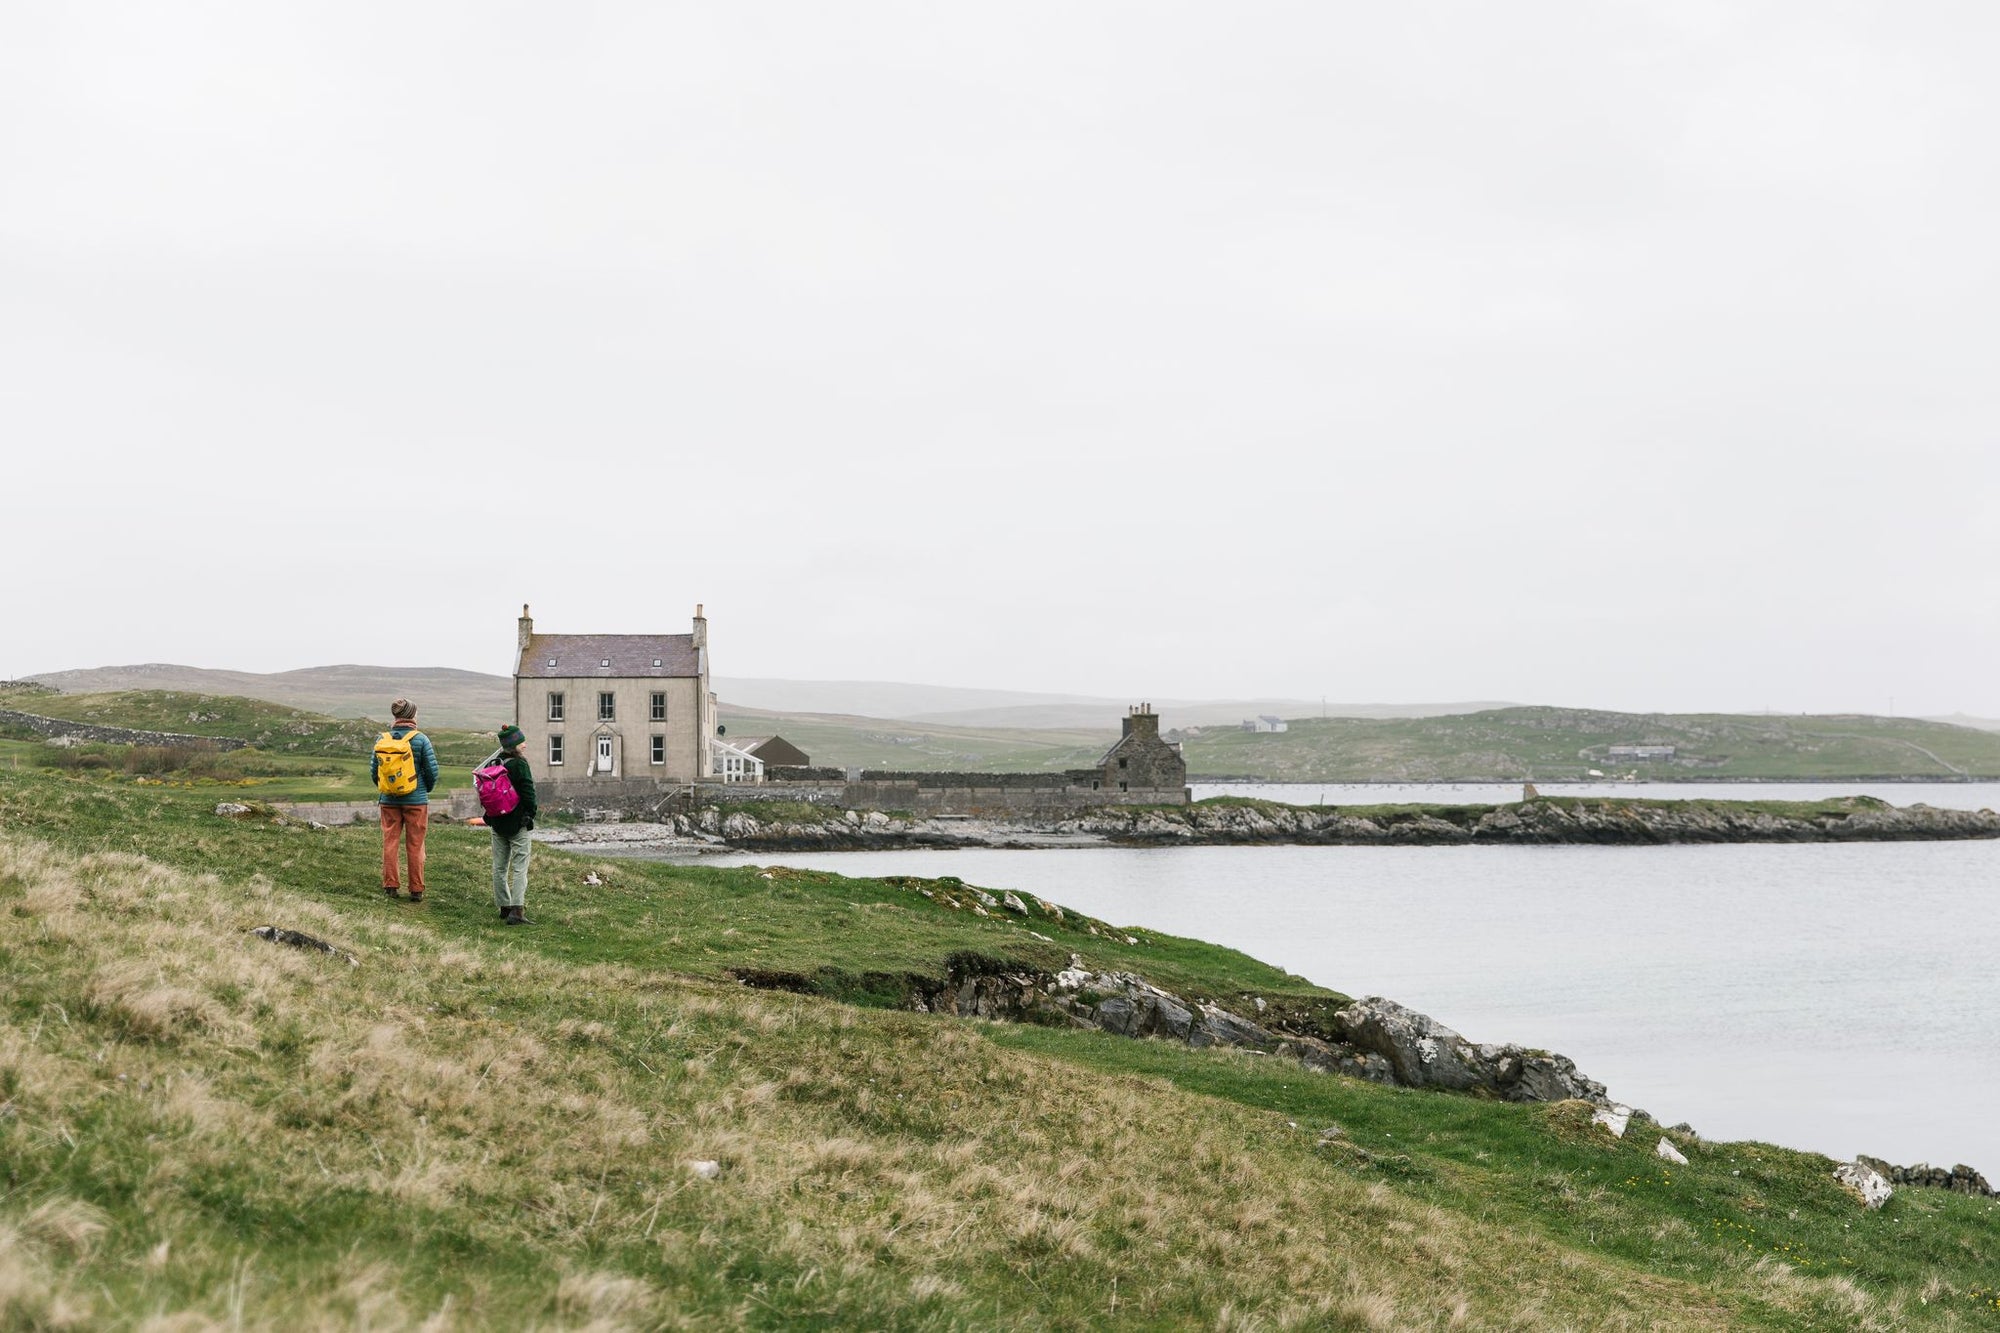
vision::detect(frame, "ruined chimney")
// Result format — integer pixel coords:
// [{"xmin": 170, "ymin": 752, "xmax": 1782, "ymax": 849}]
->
[
  {"xmin": 691, "ymin": 603, "xmax": 707, "ymax": 651},
  {"xmin": 517, "ymin": 604, "xmax": 534, "ymax": 657}
]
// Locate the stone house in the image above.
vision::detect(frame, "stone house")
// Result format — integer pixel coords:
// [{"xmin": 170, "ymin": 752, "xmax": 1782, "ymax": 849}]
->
[{"xmin": 511, "ymin": 605, "xmax": 717, "ymax": 792}]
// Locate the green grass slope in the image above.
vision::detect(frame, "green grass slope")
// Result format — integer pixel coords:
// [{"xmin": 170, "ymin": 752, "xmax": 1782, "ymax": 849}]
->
[
  {"xmin": 3, "ymin": 767, "xmax": 1997, "ymax": 1329},
  {"xmin": 1183, "ymin": 707, "xmax": 2000, "ymax": 782}
]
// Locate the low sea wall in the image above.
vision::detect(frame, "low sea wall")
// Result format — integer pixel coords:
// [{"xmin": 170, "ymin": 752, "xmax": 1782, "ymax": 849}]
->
[
  {"xmin": 845, "ymin": 775, "xmax": 1187, "ymax": 816},
  {"xmin": 529, "ymin": 771, "xmax": 1191, "ymax": 820}
]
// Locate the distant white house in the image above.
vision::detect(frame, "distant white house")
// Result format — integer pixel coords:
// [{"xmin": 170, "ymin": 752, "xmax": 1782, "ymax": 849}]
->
[
  {"xmin": 1607, "ymin": 744, "xmax": 1675, "ymax": 761},
  {"xmin": 1242, "ymin": 715, "xmax": 1289, "ymax": 733}
]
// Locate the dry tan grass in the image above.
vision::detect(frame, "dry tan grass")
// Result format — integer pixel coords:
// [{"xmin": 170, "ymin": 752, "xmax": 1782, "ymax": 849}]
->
[{"xmin": 0, "ymin": 833, "xmax": 1787, "ymax": 1330}]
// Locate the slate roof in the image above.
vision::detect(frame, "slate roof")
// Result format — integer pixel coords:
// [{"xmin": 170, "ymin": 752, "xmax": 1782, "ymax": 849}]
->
[{"xmin": 517, "ymin": 634, "xmax": 700, "ymax": 679}]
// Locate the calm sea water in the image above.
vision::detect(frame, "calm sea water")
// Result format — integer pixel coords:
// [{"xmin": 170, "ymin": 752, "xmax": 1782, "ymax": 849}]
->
[{"xmin": 679, "ymin": 782, "xmax": 2000, "ymax": 1172}]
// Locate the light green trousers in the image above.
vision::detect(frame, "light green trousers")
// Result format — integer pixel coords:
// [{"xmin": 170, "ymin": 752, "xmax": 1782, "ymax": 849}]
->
[{"xmin": 490, "ymin": 828, "xmax": 532, "ymax": 909}]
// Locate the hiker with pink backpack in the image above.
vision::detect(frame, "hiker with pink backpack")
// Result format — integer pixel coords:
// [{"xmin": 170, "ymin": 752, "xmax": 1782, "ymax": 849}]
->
[{"xmin": 476, "ymin": 725, "xmax": 539, "ymax": 925}]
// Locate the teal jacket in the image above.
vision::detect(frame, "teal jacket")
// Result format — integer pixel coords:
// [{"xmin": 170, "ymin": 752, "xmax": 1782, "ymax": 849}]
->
[{"xmin": 371, "ymin": 723, "xmax": 440, "ymax": 805}]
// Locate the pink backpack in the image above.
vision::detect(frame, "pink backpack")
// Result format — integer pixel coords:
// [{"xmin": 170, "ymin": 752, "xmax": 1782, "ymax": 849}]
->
[{"xmin": 474, "ymin": 762, "xmax": 520, "ymax": 818}]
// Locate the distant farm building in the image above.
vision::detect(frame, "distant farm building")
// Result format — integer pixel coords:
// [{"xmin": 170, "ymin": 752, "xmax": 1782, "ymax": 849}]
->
[
  {"xmin": 735, "ymin": 735, "xmax": 811, "ymax": 768},
  {"xmin": 1607, "ymin": 744, "xmax": 1676, "ymax": 761},
  {"xmin": 711, "ymin": 734, "xmax": 814, "ymax": 785},
  {"xmin": 1243, "ymin": 715, "xmax": 1289, "ymax": 733}
]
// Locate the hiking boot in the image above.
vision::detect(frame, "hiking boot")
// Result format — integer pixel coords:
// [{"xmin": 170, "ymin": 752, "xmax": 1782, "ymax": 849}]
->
[
  {"xmin": 407, "ymin": 892, "xmax": 424, "ymax": 904},
  {"xmin": 504, "ymin": 906, "xmax": 533, "ymax": 926},
  {"xmin": 383, "ymin": 886, "xmax": 399, "ymax": 899}
]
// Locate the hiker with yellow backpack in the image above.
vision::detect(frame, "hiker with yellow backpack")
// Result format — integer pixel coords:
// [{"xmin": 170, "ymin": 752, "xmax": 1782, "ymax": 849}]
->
[{"xmin": 372, "ymin": 698, "xmax": 440, "ymax": 902}]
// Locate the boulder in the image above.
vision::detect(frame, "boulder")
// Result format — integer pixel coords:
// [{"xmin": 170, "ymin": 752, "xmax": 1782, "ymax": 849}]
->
[
  {"xmin": 1656, "ymin": 1138, "xmax": 1689, "ymax": 1166},
  {"xmin": 1486, "ymin": 1045, "xmax": 1609, "ymax": 1104},
  {"xmin": 1592, "ymin": 1104, "xmax": 1633, "ymax": 1138},
  {"xmin": 1835, "ymin": 1160, "xmax": 1894, "ymax": 1210},
  {"xmin": 1191, "ymin": 1002, "xmax": 1278, "ymax": 1051},
  {"xmin": 247, "ymin": 925, "xmax": 357, "ymax": 966},
  {"xmin": 1331, "ymin": 997, "xmax": 1487, "ymax": 1090}
]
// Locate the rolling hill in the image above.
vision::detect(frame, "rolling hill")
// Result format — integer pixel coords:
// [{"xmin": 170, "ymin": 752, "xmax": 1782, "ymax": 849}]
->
[
  {"xmin": 1177, "ymin": 707, "xmax": 2000, "ymax": 782},
  {"xmin": 25, "ymin": 663, "xmax": 1505, "ymax": 733}
]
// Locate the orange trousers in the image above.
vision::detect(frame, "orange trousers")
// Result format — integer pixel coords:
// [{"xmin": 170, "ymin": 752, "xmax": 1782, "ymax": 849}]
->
[{"xmin": 380, "ymin": 804, "xmax": 429, "ymax": 894}]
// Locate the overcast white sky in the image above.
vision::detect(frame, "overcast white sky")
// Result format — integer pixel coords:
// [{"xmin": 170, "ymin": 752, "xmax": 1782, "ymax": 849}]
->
[{"xmin": 2, "ymin": 2, "xmax": 1994, "ymax": 715}]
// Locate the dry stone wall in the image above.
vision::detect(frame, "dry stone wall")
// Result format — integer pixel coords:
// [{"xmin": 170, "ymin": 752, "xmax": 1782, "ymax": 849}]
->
[{"xmin": 0, "ymin": 708, "xmax": 250, "ymax": 752}]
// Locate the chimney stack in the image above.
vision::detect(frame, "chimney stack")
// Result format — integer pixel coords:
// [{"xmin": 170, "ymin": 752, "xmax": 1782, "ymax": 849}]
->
[
  {"xmin": 517, "ymin": 604, "xmax": 534, "ymax": 657},
  {"xmin": 1122, "ymin": 704, "xmax": 1161, "ymax": 739},
  {"xmin": 691, "ymin": 603, "xmax": 707, "ymax": 651}
]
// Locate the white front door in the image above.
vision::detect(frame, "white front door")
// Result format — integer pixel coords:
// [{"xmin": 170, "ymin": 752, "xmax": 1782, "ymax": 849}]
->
[{"xmin": 596, "ymin": 734, "xmax": 614, "ymax": 776}]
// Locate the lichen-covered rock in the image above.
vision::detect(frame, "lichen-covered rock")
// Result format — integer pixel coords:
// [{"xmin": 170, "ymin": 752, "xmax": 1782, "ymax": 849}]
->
[
  {"xmin": 1331, "ymin": 997, "xmax": 1488, "ymax": 1090},
  {"xmin": 1835, "ymin": 1160, "xmax": 1894, "ymax": 1210},
  {"xmin": 1592, "ymin": 1104, "xmax": 1633, "ymax": 1138}
]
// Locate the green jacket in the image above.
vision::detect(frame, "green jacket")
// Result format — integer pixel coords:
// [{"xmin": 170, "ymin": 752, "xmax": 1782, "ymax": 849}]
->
[
  {"xmin": 371, "ymin": 723, "xmax": 440, "ymax": 806},
  {"xmin": 485, "ymin": 752, "xmax": 538, "ymax": 838}
]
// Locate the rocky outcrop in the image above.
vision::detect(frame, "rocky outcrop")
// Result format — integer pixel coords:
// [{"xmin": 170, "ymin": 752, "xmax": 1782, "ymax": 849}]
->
[
  {"xmin": 686, "ymin": 795, "xmax": 2000, "ymax": 851},
  {"xmin": 1320, "ymin": 997, "xmax": 1608, "ymax": 1102},
  {"xmin": 894, "ymin": 957, "xmax": 1613, "ymax": 1107}
]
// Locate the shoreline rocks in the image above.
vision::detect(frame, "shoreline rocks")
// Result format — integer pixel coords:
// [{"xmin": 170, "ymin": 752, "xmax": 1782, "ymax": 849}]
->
[{"xmin": 635, "ymin": 794, "xmax": 2000, "ymax": 854}]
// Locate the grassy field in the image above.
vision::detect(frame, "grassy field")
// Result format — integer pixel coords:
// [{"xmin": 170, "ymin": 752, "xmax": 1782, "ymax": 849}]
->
[
  {"xmin": 0, "ymin": 685, "xmax": 494, "ymax": 764},
  {"xmin": 3, "ymin": 765, "xmax": 1998, "ymax": 1329},
  {"xmin": 717, "ymin": 705, "xmax": 1113, "ymax": 773},
  {"xmin": 732, "ymin": 702, "xmax": 2000, "ymax": 782},
  {"xmin": 1179, "ymin": 707, "xmax": 2000, "ymax": 782},
  {"xmin": 0, "ymin": 685, "xmax": 496, "ymax": 800}
]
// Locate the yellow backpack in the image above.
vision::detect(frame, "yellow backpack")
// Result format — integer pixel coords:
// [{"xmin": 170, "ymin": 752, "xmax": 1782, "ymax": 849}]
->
[{"xmin": 374, "ymin": 730, "xmax": 419, "ymax": 797}]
